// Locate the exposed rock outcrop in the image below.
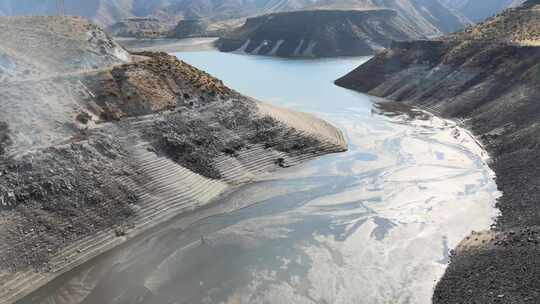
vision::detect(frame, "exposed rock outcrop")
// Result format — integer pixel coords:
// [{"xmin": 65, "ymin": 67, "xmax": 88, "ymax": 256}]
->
[
  {"xmin": 217, "ymin": 9, "xmax": 425, "ymax": 57},
  {"xmin": 335, "ymin": 1, "xmax": 540, "ymax": 303},
  {"xmin": 0, "ymin": 16, "xmax": 346, "ymax": 304}
]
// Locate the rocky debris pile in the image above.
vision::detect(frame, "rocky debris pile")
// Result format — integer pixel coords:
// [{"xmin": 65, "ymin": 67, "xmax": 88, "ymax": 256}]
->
[
  {"xmin": 493, "ymin": 228, "xmax": 540, "ymax": 247},
  {"xmin": 0, "ymin": 136, "xmax": 138, "ymax": 270}
]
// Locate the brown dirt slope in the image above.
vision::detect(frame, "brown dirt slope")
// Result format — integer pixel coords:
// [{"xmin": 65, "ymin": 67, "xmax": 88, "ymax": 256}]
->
[{"xmin": 335, "ymin": 1, "xmax": 540, "ymax": 303}]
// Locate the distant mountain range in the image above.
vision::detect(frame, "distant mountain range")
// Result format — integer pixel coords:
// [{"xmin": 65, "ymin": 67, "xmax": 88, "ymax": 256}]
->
[
  {"xmin": 440, "ymin": 0, "xmax": 526, "ymax": 22},
  {"xmin": 0, "ymin": 0, "xmax": 525, "ymax": 36}
]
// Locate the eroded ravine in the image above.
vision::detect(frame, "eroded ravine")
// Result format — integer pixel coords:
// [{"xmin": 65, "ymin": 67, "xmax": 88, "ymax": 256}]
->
[{"xmin": 18, "ymin": 53, "xmax": 499, "ymax": 304}]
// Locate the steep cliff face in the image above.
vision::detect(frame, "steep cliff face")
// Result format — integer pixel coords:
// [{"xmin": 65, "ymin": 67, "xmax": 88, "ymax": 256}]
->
[
  {"xmin": 0, "ymin": 16, "xmax": 347, "ymax": 304},
  {"xmin": 336, "ymin": 1, "xmax": 540, "ymax": 303},
  {"xmin": 217, "ymin": 9, "xmax": 425, "ymax": 57}
]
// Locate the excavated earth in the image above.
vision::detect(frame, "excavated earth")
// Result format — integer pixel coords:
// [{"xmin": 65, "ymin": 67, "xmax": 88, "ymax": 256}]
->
[
  {"xmin": 0, "ymin": 16, "xmax": 346, "ymax": 304},
  {"xmin": 335, "ymin": 1, "xmax": 540, "ymax": 303}
]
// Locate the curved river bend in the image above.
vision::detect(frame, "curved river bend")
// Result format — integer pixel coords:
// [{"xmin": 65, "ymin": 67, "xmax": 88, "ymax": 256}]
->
[{"xmin": 19, "ymin": 53, "xmax": 498, "ymax": 304}]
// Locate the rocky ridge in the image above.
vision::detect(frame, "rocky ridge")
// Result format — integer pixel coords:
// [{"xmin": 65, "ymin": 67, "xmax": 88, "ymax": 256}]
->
[{"xmin": 335, "ymin": 0, "xmax": 540, "ymax": 302}]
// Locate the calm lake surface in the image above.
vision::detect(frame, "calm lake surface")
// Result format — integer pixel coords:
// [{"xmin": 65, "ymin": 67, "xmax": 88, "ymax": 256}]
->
[{"xmin": 20, "ymin": 52, "xmax": 499, "ymax": 304}]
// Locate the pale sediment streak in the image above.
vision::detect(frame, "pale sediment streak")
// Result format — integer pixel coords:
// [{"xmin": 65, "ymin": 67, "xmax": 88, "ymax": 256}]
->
[
  {"xmin": 233, "ymin": 40, "xmax": 251, "ymax": 54},
  {"xmin": 303, "ymin": 41, "xmax": 317, "ymax": 57},
  {"xmin": 293, "ymin": 39, "xmax": 305, "ymax": 57},
  {"xmin": 268, "ymin": 40, "xmax": 285, "ymax": 56},
  {"xmin": 251, "ymin": 41, "xmax": 266, "ymax": 55}
]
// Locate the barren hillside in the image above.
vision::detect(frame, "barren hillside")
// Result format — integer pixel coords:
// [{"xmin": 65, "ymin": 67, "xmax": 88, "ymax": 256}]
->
[{"xmin": 0, "ymin": 16, "xmax": 346, "ymax": 304}]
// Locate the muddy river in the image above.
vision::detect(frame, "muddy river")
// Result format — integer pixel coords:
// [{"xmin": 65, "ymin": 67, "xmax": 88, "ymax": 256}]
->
[{"xmin": 19, "ymin": 52, "xmax": 499, "ymax": 304}]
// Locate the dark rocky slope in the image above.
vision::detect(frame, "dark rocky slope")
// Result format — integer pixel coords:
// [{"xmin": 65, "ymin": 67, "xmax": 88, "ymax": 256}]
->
[
  {"xmin": 336, "ymin": 1, "xmax": 540, "ymax": 303},
  {"xmin": 217, "ymin": 9, "xmax": 425, "ymax": 57},
  {"xmin": 0, "ymin": 16, "xmax": 346, "ymax": 304}
]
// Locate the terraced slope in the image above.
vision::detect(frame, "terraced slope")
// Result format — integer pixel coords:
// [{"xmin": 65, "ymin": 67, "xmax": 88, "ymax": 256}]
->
[
  {"xmin": 217, "ymin": 9, "xmax": 425, "ymax": 57},
  {"xmin": 0, "ymin": 16, "xmax": 346, "ymax": 304},
  {"xmin": 335, "ymin": 1, "xmax": 540, "ymax": 303}
]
